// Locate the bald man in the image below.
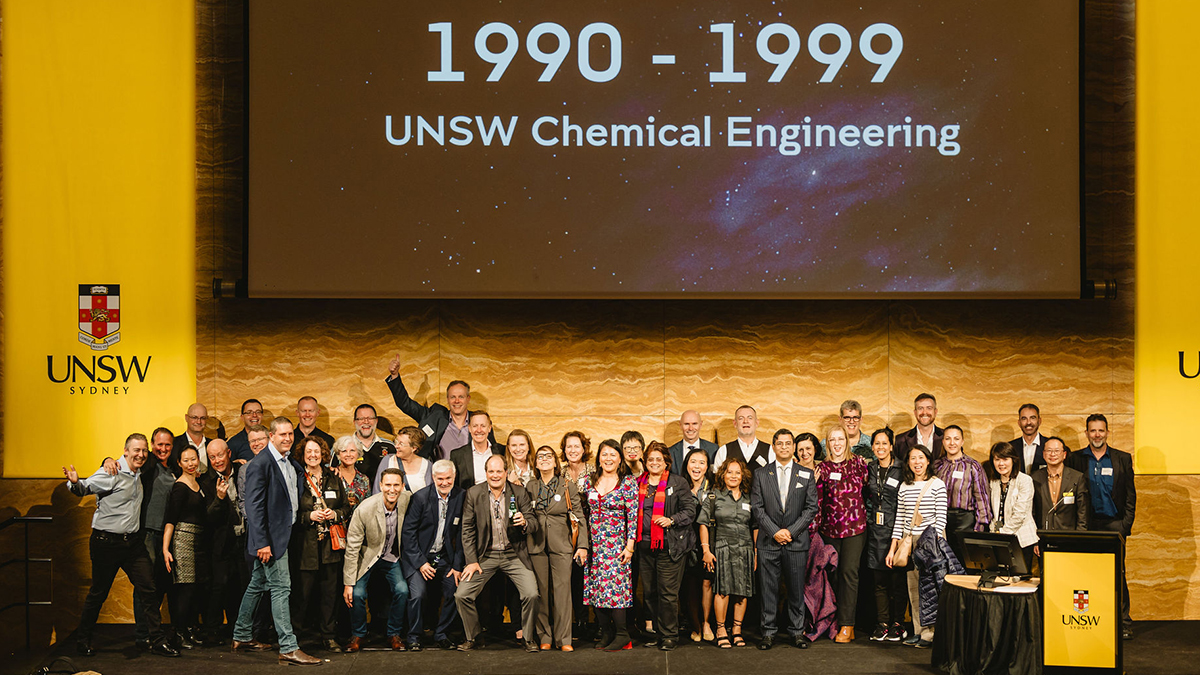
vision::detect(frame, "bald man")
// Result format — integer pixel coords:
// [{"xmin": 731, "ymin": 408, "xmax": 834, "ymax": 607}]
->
[
  {"xmin": 171, "ymin": 403, "xmax": 214, "ymax": 476},
  {"xmin": 668, "ymin": 410, "xmax": 718, "ymax": 476}
]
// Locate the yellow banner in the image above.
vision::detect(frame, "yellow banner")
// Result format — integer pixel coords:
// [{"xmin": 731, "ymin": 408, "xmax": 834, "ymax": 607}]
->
[
  {"xmin": 1043, "ymin": 551, "xmax": 1116, "ymax": 668},
  {"xmin": 1136, "ymin": 1, "xmax": 1200, "ymax": 474},
  {"xmin": 2, "ymin": 0, "xmax": 196, "ymax": 477}
]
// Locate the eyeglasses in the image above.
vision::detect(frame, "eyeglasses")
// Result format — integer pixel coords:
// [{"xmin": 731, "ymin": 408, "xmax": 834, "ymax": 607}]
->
[
  {"xmin": 355, "ymin": 416, "xmax": 377, "ymax": 422},
  {"xmin": 187, "ymin": 415, "xmax": 208, "ymax": 421},
  {"xmin": 535, "ymin": 452, "xmax": 556, "ymax": 460},
  {"xmin": 242, "ymin": 409, "xmax": 263, "ymax": 416},
  {"xmin": 841, "ymin": 415, "xmax": 862, "ymax": 422}
]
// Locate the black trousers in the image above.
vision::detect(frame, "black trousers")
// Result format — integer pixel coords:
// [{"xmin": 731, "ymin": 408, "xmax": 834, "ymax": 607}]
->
[
  {"xmin": 872, "ymin": 565, "xmax": 907, "ymax": 625},
  {"xmin": 945, "ymin": 508, "xmax": 976, "ymax": 564},
  {"xmin": 757, "ymin": 546, "xmax": 807, "ymax": 639},
  {"xmin": 206, "ymin": 549, "xmax": 249, "ymax": 636},
  {"xmin": 133, "ymin": 529, "xmax": 178, "ymax": 642},
  {"xmin": 1093, "ymin": 518, "xmax": 1133, "ymax": 629},
  {"xmin": 638, "ymin": 544, "xmax": 687, "ymax": 640},
  {"xmin": 80, "ymin": 530, "xmax": 163, "ymax": 643},
  {"xmin": 827, "ymin": 533, "xmax": 866, "ymax": 627},
  {"xmin": 295, "ymin": 563, "xmax": 341, "ymax": 639}
]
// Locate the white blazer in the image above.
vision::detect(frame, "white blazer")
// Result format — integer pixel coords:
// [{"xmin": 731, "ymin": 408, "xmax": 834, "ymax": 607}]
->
[{"xmin": 988, "ymin": 472, "xmax": 1038, "ymax": 548}]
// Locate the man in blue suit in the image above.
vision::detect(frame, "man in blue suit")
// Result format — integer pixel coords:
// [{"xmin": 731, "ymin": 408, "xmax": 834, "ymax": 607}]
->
[
  {"xmin": 668, "ymin": 410, "xmax": 719, "ymax": 475},
  {"xmin": 751, "ymin": 428, "xmax": 819, "ymax": 650},
  {"xmin": 401, "ymin": 459, "xmax": 466, "ymax": 650},
  {"xmin": 230, "ymin": 417, "xmax": 320, "ymax": 665}
]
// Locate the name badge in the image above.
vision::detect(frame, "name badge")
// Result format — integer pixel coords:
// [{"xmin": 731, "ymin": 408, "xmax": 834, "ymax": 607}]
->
[
  {"xmin": 667, "ymin": 487, "xmax": 674, "ymax": 496},
  {"xmin": 421, "ymin": 424, "xmax": 435, "ymax": 436},
  {"xmin": 756, "ymin": 456, "xmax": 768, "ymax": 467},
  {"xmin": 554, "ymin": 494, "xmax": 562, "ymax": 502},
  {"xmin": 453, "ymin": 517, "xmax": 460, "ymax": 525},
  {"xmin": 324, "ymin": 490, "xmax": 337, "ymax": 499},
  {"xmin": 1063, "ymin": 495, "xmax": 1075, "ymax": 504},
  {"xmin": 742, "ymin": 502, "xmax": 752, "ymax": 512},
  {"xmin": 875, "ymin": 511, "xmax": 884, "ymax": 526},
  {"xmin": 1101, "ymin": 467, "xmax": 1113, "ymax": 476},
  {"xmin": 798, "ymin": 469, "xmax": 812, "ymax": 480},
  {"xmin": 952, "ymin": 470, "xmax": 964, "ymax": 480},
  {"xmin": 885, "ymin": 477, "xmax": 900, "ymax": 488},
  {"xmin": 830, "ymin": 472, "xmax": 842, "ymax": 481}
]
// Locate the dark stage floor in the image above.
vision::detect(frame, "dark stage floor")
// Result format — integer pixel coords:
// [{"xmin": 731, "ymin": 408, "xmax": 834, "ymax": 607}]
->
[{"xmin": 13, "ymin": 621, "xmax": 1199, "ymax": 675}]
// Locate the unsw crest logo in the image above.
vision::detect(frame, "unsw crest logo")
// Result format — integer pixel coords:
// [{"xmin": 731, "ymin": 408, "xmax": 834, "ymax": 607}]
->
[
  {"xmin": 78, "ymin": 284, "xmax": 121, "ymax": 350},
  {"xmin": 49, "ymin": 283, "xmax": 152, "ymax": 395},
  {"xmin": 1062, "ymin": 588, "xmax": 1100, "ymax": 627}
]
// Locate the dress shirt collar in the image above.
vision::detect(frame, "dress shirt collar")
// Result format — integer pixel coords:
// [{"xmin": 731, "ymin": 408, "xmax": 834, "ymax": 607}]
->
[{"xmin": 269, "ymin": 443, "xmax": 289, "ymax": 463}]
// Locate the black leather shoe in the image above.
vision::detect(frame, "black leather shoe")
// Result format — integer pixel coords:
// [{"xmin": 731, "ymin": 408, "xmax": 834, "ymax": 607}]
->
[
  {"xmin": 407, "ymin": 640, "xmax": 422, "ymax": 652},
  {"xmin": 794, "ymin": 634, "xmax": 811, "ymax": 649},
  {"xmin": 77, "ymin": 641, "xmax": 95, "ymax": 657},
  {"xmin": 324, "ymin": 638, "xmax": 344, "ymax": 653},
  {"xmin": 525, "ymin": 641, "xmax": 540, "ymax": 653},
  {"xmin": 1122, "ymin": 626, "xmax": 1134, "ymax": 641},
  {"xmin": 135, "ymin": 638, "xmax": 152, "ymax": 652},
  {"xmin": 457, "ymin": 639, "xmax": 482, "ymax": 651},
  {"xmin": 659, "ymin": 638, "xmax": 677, "ymax": 651},
  {"xmin": 152, "ymin": 639, "xmax": 182, "ymax": 657},
  {"xmin": 176, "ymin": 631, "xmax": 196, "ymax": 650},
  {"xmin": 757, "ymin": 636, "xmax": 774, "ymax": 650},
  {"xmin": 435, "ymin": 638, "xmax": 455, "ymax": 650}
]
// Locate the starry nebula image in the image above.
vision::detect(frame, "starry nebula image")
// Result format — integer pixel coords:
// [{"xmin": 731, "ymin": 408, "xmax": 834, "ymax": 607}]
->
[{"xmin": 249, "ymin": 0, "xmax": 1079, "ymax": 298}]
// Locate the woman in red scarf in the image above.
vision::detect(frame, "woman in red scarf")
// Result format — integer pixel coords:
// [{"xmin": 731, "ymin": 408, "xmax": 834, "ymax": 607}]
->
[{"xmin": 636, "ymin": 442, "xmax": 698, "ymax": 651}]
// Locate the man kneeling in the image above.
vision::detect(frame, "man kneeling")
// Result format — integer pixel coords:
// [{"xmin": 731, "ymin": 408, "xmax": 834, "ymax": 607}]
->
[
  {"xmin": 343, "ymin": 468, "xmax": 411, "ymax": 651},
  {"xmin": 454, "ymin": 454, "xmax": 541, "ymax": 652}
]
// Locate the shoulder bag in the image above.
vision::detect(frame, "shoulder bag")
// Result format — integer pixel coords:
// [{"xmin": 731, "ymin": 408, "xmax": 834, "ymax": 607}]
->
[{"xmin": 891, "ymin": 480, "xmax": 935, "ymax": 568}]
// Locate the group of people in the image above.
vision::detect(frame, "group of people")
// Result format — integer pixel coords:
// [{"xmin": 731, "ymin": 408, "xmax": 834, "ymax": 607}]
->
[{"xmin": 62, "ymin": 362, "xmax": 1137, "ymax": 666}]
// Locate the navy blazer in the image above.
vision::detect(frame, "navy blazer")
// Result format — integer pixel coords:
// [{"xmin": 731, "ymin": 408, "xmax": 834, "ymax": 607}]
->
[
  {"xmin": 668, "ymin": 439, "xmax": 719, "ymax": 476},
  {"xmin": 750, "ymin": 461, "xmax": 819, "ymax": 552},
  {"xmin": 400, "ymin": 484, "xmax": 466, "ymax": 577},
  {"xmin": 243, "ymin": 444, "xmax": 304, "ymax": 560},
  {"xmin": 1008, "ymin": 436, "xmax": 1048, "ymax": 474}
]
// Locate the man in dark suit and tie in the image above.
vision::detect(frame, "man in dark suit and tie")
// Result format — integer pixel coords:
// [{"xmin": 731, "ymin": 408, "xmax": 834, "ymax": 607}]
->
[
  {"xmin": 714, "ymin": 405, "xmax": 774, "ymax": 474},
  {"xmin": 449, "ymin": 412, "xmax": 505, "ymax": 491},
  {"xmin": 401, "ymin": 460, "xmax": 466, "ymax": 651},
  {"xmin": 894, "ymin": 393, "xmax": 944, "ymax": 460},
  {"xmin": 668, "ymin": 410, "xmax": 719, "ymax": 475},
  {"xmin": 1031, "ymin": 437, "xmax": 1089, "ymax": 530},
  {"xmin": 230, "ymin": 417, "xmax": 319, "ymax": 665},
  {"xmin": 751, "ymin": 428, "xmax": 819, "ymax": 650},
  {"xmin": 386, "ymin": 355, "xmax": 497, "ymax": 461},
  {"xmin": 454, "ymin": 455, "xmax": 541, "ymax": 652},
  {"xmin": 1009, "ymin": 403, "xmax": 1048, "ymax": 474},
  {"xmin": 1065, "ymin": 414, "xmax": 1136, "ymax": 640}
]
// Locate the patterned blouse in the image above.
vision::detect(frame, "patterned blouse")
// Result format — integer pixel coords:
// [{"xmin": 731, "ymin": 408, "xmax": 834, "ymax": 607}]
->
[
  {"xmin": 339, "ymin": 469, "xmax": 371, "ymax": 511},
  {"xmin": 815, "ymin": 454, "xmax": 869, "ymax": 539},
  {"xmin": 934, "ymin": 455, "xmax": 992, "ymax": 530}
]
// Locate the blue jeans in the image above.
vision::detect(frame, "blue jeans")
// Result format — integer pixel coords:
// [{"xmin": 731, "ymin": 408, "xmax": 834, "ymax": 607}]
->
[
  {"xmin": 352, "ymin": 558, "xmax": 408, "ymax": 637},
  {"xmin": 233, "ymin": 550, "xmax": 298, "ymax": 653}
]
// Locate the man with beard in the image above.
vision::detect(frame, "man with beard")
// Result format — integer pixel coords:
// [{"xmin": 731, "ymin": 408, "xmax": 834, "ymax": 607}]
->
[{"xmin": 894, "ymin": 393, "xmax": 945, "ymax": 460}]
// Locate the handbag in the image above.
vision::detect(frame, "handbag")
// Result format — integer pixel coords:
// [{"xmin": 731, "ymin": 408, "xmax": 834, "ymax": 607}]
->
[
  {"xmin": 306, "ymin": 471, "xmax": 346, "ymax": 551},
  {"xmin": 564, "ymin": 481, "xmax": 580, "ymax": 548},
  {"xmin": 892, "ymin": 480, "xmax": 935, "ymax": 568}
]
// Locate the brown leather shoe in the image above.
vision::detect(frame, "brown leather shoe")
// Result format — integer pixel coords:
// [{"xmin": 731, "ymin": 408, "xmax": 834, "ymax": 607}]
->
[
  {"xmin": 278, "ymin": 649, "xmax": 321, "ymax": 665},
  {"xmin": 540, "ymin": 643, "xmax": 552, "ymax": 651},
  {"xmin": 389, "ymin": 635, "xmax": 407, "ymax": 651},
  {"xmin": 561, "ymin": 645, "xmax": 574, "ymax": 652},
  {"xmin": 344, "ymin": 637, "xmax": 363, "ymax": 653},
  {"xmin": 834, "ymin": 626, "xmax": 855, "ymax": 643},
  {"xmin": 232, "ymin": 639, "xmax": 273, "ymax": 652}
]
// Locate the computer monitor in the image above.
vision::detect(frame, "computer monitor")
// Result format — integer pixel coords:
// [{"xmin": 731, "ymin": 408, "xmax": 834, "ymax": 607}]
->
[{"xmin": 957, "ymin": 531, "xmax": 1030, "ymax": 586}]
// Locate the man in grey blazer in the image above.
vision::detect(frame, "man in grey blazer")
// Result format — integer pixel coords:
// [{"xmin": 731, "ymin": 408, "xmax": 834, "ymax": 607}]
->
[
  {"xmin": 668, "ymin": 410, "xmax": 719, "ymax": 475},
  {"xmin": 343, "ymin": 469, "xmax": 413, "ymax": 652},
  {"xmin": 455, "ymin": 455, "xmax": 541, "ymax": 652},
  {"xmin": 1031, "ymin": 437, "xmax": 1089, "ymax": 531},
  {"xmin": 751, "ymin": 428, "xmax": 819, "ymax": 650}
]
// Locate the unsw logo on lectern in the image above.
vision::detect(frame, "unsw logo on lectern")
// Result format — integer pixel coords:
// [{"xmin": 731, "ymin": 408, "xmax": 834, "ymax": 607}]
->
[
  {"xmin": 78, "ymin": 284, "xmax": 121, "ymax": 350},
  {"xmin": 1073, "ymin": 589, "xmax": 1090, "ymax": 614}
]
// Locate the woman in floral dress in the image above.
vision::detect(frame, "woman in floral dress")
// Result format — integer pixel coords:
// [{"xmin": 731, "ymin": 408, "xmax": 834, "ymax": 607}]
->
[{"xmin": 583, "ymin": 438, "xmax": 638, "ymax": 651}]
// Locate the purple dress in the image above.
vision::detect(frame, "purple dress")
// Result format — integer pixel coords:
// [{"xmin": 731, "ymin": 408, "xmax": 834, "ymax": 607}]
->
[{"xmin": 583, "ymin": 475, "xmax": 638, "ymax": 609}]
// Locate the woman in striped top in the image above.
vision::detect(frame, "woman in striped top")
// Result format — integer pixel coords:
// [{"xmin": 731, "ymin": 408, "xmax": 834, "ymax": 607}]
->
[{"xmin": 885, "ymin": 444, "xmax": 946, "ymax": 648}]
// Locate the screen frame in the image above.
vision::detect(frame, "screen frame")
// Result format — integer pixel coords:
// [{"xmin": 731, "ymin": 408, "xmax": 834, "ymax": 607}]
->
[{"xmin": 241, "ymin": 0, "xmax": 1089, "ymax": 300}]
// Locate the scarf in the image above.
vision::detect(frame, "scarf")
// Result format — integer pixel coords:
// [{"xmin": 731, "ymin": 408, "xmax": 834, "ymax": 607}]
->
[{"xmin": 636, "ymin": 474, "xmax": 668, "ymax": 549}]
